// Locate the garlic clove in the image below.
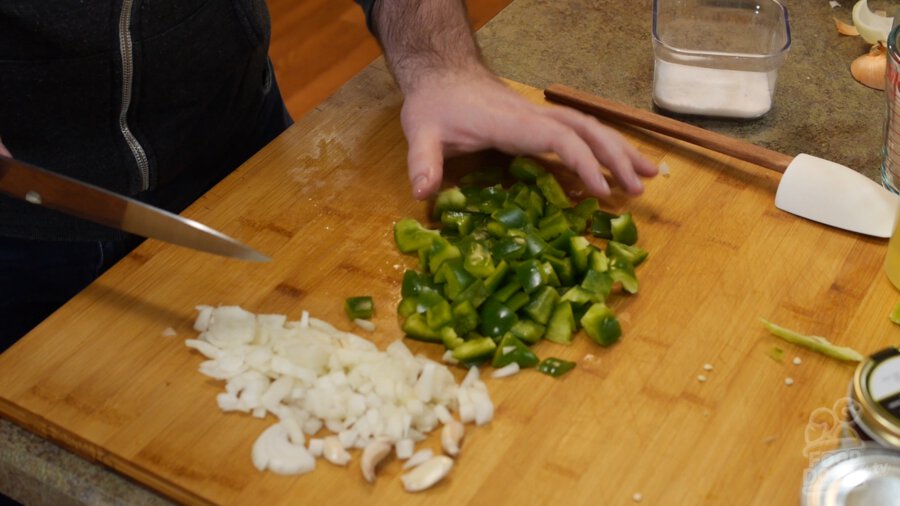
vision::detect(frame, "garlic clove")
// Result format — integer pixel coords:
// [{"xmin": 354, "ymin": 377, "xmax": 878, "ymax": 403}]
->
[
  {"xmin": 400, "ymin": 455, "xmax": 454, "ymax": 492},
  {"xmin": 851, "ymin": 43, "xmax": 888, "ymax": 90},
  {"xmin": 323, "ymin": 435, "xmax": 352, "ymax": 466},
  {"xmin": 360, "ymin": 438, "xmax": 392, "ymax": 483},
  {"xmin": 440, "ymin": 420, "xmax": 465, "ymax": 457}
]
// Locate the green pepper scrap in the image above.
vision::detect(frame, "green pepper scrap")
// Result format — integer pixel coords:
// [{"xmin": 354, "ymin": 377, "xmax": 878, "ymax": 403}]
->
[
  {"xmin": 392, "ymin": 156, "xmax": 649, "ymax": 371},
  {"xmin": 345, "ymin": 296, "xmax": 374, "ymax": 320},
  {"xmin": 537, "ymin": 357, "xmax": 576, "ymax": 378}
]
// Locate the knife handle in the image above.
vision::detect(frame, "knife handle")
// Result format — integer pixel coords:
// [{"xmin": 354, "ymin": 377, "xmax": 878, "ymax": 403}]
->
[{"xmin": 544, "ymin": 83, "xmax": 794, "ymax": 174}]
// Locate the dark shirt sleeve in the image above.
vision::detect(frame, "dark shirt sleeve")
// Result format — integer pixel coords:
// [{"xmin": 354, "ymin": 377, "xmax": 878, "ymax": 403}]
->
[{"xmin": 354, "ymin": 0, "xmax": 378, "ymax": 37}]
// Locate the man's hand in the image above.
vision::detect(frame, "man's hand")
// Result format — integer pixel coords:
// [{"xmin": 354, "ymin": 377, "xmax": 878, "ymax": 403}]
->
[
  {"xmin": 0, "ymin": 137, "xmax": 10, "ymax": 158},
  {"xmin": 372, "ymin": 0, "xmax": 657, "ymax": 200},
  {"xmin": 400, "ymin": 67, "xmax": 658, "ymax": 199}
]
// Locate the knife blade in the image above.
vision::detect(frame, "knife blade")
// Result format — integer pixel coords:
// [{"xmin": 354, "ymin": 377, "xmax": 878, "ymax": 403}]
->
[{"xmin": 0, "ymin": 155, "xmax": 270, "ymax": 262}]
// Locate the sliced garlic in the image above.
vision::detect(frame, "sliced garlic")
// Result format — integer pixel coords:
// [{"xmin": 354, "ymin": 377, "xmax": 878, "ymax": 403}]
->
[
  {"xmin": 441, "ymin": 419, "xmax": 465, "ymax": 457},
  {"xmin": 360, "ymin": 438, "xmax": 392, "ymax": 483},
  {"xmin": 251, "ymin": 422, "xmax": 316, "ymax": 475},
  {"xmin": 400, "ymin": 455, "xmax": 454, "ymax": 492},
  {"xmin": 323, "ymin": 435, "xmax": 351, "ymax": 466}
]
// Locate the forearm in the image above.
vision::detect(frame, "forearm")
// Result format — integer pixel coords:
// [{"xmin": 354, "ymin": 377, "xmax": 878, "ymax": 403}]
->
[{"xmin": 372, "ymin": 0, "xmax": 486, "ymax": 93}]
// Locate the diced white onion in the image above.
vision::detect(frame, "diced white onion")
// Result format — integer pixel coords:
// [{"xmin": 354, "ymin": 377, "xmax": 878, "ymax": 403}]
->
[
  {"xmin": 491, "ymin": 362, "xmax": 520, "ymax": 379},
  {"xmin": 186, "ymin": 305, "xmax": 494, "ymax": 482}
]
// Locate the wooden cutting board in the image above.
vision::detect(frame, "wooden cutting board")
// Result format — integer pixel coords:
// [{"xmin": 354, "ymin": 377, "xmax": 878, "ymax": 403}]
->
[{"xmin": 1, "ymin": 72, "xmax": 897, "ymax": 505}]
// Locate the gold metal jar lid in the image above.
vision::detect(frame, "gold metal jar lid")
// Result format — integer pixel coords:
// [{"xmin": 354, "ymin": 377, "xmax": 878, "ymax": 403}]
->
[{"xmin": 849, "ymin": 346, "xmax": 900, "ymax": 449}]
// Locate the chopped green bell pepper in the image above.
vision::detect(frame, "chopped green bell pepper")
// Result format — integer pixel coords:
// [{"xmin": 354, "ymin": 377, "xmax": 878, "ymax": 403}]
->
[
  {"xmin": 509, "ymin": 156, "xmax": 547, "ymax": 182},
  {"xmin": 394, "ymin": 218, "xmax": 439, "ymax": 253},
  {"xmin": 523, "ymin": 286, "xmax": 559, "ymax": 325},
  {"xmin": 345, "ymin": 296, "xmax": 374, "ymax": 320},
  {"xmin": 537, "ymin": 357, "xmax": 576, "ymax": 378},
  {"xmin": 509, "ymin": 319, "xmax": 546, "ymax": 344},
  {"xmin": 580, "ymin": 302, "xmax": 621, "ymax": 346},
  {"xmin": 452, "ymin": 336, "xmax": 497, "ymax": 362},
  {"xmin": 611, "ymin": 212, "xmax": 638, "ymax": 245},
  {"xmin": 479, "ymin": 299, "xmax": 518, "ymax": 338},
  {"xmin": 536, "ymin": 172, "xmax": 573, "ymax": 209},
  {"xmin": 545, "ymin": 301, "xmax": 575, "ymax": 344},
  {"xmin": 607, "ymin": 241, "xmax": 648, "ymax": 266},
  {"xmin": 492, "ymin": 333, "xmax": 540, "ymax": 368}
]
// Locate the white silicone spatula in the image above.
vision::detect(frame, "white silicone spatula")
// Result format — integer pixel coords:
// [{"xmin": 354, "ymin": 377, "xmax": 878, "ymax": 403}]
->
[{"xmin": 545, "ymin": 84, "xmax": 897, "ymax": 238}]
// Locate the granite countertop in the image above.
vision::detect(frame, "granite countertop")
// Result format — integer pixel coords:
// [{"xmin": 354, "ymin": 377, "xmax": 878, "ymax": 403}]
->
[
  {"xmin": 0, "ymin": 1, "xmax": 888, "ymax": 504},
  {"xmin": 479, "ymin": 0, "xmax": 887, "ymax": 183}
]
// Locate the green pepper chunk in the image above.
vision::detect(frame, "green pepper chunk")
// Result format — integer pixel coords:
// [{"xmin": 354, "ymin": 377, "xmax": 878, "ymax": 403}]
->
[
  {"xmin": 536, "ymin": 172, "xmax": 573, "ymax": 209},
  {"xmin": 402, "ymin": 313, "xmax": 442, "ymax": 342},
  {"xmin": 484, "ymin": 260, "xmax": 511, "ymax": 293},
  {"xmin": 479, "ymin": 299, "xmax": 518, "ymax": 338},
  {"xmin": 441, "ymin": 327, "xmax": 465, "ymax": 349},
  {"xmin": 427, "ymin": 237, "xmax": 462, "ymax": 274},
  {"xmin": 523, "ymin": 286, "xmax": 559, "ymax": 325},
  {"xmin": 569, "ymin": 236, "xmax": 592, "ymax": 274},
  {"xmin": 439, "ymin": 259, "xmax": 476, "ymax": 300},
  {"xmin": 492, "ymin": 236, "xmax": 527, "ymax": 261},
  {"xmin": 607, "ymin": 241, "xmax": 648, "ymax": 267},
  {"xmin": 515, "ymin": 259, "xmax": 545, "ymax": 293},
  {"xmin": 492, "ymin": 333, "xmax": 540, "ymax": 368},
  {"xmin": 493, "ymin": 205, "xmax": 531, "ymax": 229},
  {"xmin": 509, "ymin": 319, "xmax": 546, "ymax": 344},
  {"xmin": 434, "ymin": 187, "xmax": 467, "ymax": 216},
  {"xmin": 452, "ymin": 336, "xmax": 497, "ymax": 362},
  {"xmin": 545, "ymin": 301, "xmax": 576, "ymax": 344},
  {"xmin": 452, "ymin": 300, "xmax": 479, "ymax": 336},
  {"xmin": 426, "ymin": 298, "xmax": 454, "ymax": 330},
  {"xmin": 611, "ymin": 212, "xmax": 638, "ymax": 245},
  {"xmin": 401, "ymin": 270, "xmax": 435, "ymax": 298},
  {"xmin": 505, "ymin": 291, "xmax": 531, "ymax": 312},
  {"xmin": 394, "ymin": 218, "xmax": 440, "ymax": 253},
  {"xmin": 441, "ymin": 210, "xmax": 475, "ymax": 235},
  {"xmin": 609, "ymin": 257, "xmax": 638, "ymax": 294},
  {"xmin": 509, "ymin": 156, "xmax": 547, "ymax": 182},
  {"xmin": 345, "ymin": 296, "xmax": 374, "ymax": 320},
  {"xmin": 580, "ymin": 303, "xmax": 621, "ymax": 346},
  {"xmin": 581, "ymin": 269, "xmax": 613, "ymax": 300},
  {"xmin": 463, "ymin": 242, "xmax": 495, "ymax": 278},
  {"xmin": 544, "ymin": 254, "xmax": 575, "ymax": 287},
  {"xmin": 455, "ymin": 279, "xmax": 491, "ymax": 308},
  {"xmin": 537, "ymin": 357, "xmax": 576, "ymax": 378},
  {"xmin": 538, "ymin": 212, "xmax": 571, "ymax": 241},
  {"xmin": 590, "ymin": 210, "xmax": 617, "ymax": 239}
]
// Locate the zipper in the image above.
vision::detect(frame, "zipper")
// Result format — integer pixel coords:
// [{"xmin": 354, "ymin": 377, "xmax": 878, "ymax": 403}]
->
[{"xmin": 117, "ymin": 0, "xmax": 150, "ymax": 191}]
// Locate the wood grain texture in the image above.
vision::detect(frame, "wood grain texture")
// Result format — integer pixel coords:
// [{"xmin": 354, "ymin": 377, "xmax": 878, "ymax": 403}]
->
[{"xmin": 1, "ymin": 74, "xmax": 897, "ymax": 505}]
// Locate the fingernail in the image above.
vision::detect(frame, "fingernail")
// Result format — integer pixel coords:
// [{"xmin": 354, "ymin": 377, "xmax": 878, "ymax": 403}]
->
[{"xmin": 412, "ymin": 175, "xmax": 429, "ymax": 199}]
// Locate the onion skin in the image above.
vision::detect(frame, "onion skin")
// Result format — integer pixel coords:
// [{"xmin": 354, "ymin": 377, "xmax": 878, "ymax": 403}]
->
[{"xmin": 851, "ymin": 43, "xmax": 887, "ymax": 90}]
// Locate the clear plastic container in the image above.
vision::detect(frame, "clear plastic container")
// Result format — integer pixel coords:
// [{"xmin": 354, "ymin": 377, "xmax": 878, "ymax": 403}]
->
[{"xmin": 651, "ymin": 0, "xmax": 791, "ymax": 118}]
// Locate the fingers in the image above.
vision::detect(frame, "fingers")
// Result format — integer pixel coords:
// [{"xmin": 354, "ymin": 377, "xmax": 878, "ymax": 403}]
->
[
  {"xmin": 406, "ymin": 127, "xmax": 444, "ymax": 200},
  {"xmin": 541, "ymin": 105, "xmax": 656, "ymax": 194},
  {"xmin": 0, "ymin": 136, "xmax": 10, "ymax": 158}
]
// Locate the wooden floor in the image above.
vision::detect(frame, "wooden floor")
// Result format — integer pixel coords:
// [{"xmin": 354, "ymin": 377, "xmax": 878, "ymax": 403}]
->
[{"xmin": 266, "ymin": 0, "xmax": 512, "ymax": 119}]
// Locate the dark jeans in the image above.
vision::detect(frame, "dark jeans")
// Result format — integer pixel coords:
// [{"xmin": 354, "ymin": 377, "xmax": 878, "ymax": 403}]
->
[
  {"xmin": 0, "ymin": 236, "xmax": 142, "ymax": 351},
  {"xmin": 0, "ymin": 71, "xmax": 292, "ymax": 352}
]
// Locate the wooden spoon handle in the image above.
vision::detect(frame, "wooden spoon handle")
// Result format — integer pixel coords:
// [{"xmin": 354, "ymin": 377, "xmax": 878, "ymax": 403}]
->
[{"xmin": 544, "ymin": 83, "xmax": 794, "ymax": 173}]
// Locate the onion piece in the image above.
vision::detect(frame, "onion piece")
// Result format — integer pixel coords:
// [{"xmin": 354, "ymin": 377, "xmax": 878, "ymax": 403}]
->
[
  {"xmin": 852, "ymin": 0, "xmax": 894, "ymax": 44},
  {"xmin": 851, "ymin": 43, "xmax": 887, "ymax": 90}
]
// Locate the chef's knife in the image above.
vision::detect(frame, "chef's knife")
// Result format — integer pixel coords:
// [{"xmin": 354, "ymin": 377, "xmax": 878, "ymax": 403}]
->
[
  {"xmin": 544, "ymin": 84, "xmax": 898, "ymax": 239},
  {"xmin": 0, "ymin": 155, "xmax": 270, "ymax": 261}
]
